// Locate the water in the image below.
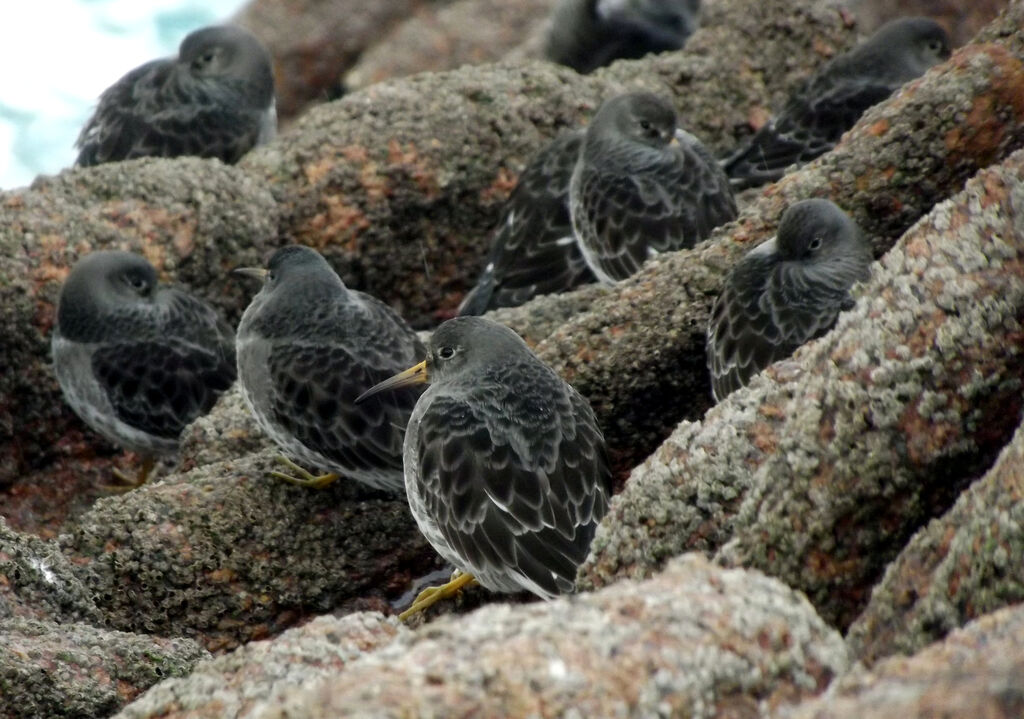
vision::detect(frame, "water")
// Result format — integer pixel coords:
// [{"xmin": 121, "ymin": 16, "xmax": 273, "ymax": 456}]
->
[{"xmin": 0, "ymin": 0, "xmax": 248, "ymax": 190}]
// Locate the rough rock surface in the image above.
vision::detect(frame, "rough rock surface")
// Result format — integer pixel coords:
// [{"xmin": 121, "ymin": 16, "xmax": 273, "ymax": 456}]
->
[
  {"xmin": 344, "ymin": 0, "xmax": 556, "ymax": 90},
  {"xmin": 0, "ymin": 618, "xmax": 207, "ymax": 719},
  {"xmin": 580, "ymin": 144, "xmax": 1024, "ymax": 630},
  {"xmin": 845, "ymin": 417, "xmax": 1024, "ymax": 665},
  {"xmin": 112, "ymin": 613, "xmax": 403, "ymax": 719},
  {"xmin": 236, "ymin": 556, "xmax": 848, "ymax": 718},
  {"xmin": 780, "ymin": 603, "xmax": 1024, "ymax": 719},
  {"xmin": 850, "ymin": 0, "xmax": 1005, "ymax": 47},
  {"xmin": 0, "ymin": 518, "xmax": 101, "ymax": 624},
  {"xmin": 234, "ymin": 0, "xmax": 431, "ymax": 121},
  {"xmin": 177, "ymin": 385, "xmax": 272, "ymax": 473},
  {"xmin": 59, "ymin": 451, "xmax": 439, "ymax": 651}
]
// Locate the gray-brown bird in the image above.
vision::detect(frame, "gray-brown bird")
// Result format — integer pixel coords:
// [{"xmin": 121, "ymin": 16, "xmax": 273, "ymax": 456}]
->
[
  {"xmin": 235, "ymin": 245, "xmax": 424, "ymax": 492},
  {"xmin": 570, "ymin": 91, "xmax": 737, "ymax": 283},
  {"xmin": 51, "ymin": 251, "xmax": 236, "ymax": 487},
  {"xmin": 545, "ymin": 0, "xmax": 702, "ymax": 74},
  {"xmin": 706, "ymin": 199, "xmax": 872, "ymax": 401},
  {"xmin": 75, "ymin": 25, "xmax": 276, "ymax": 167},
  {"xmin": 458, "ymin": 130, "xmax": 596, "ymax": 316},
  {"xmin": 358, "ymin": 317, "xmax": 611, "ymax": 619},
  {"xmin": 722, "ymin": 17, "xmax": 951, "ymax": 189}
]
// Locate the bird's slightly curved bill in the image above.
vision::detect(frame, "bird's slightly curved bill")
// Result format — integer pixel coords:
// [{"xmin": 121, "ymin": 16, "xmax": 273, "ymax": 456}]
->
[
  {"xmin": 356, "ymin": 361, "xmax": 429, "ymax": 403},
  {"xmin": 233, "ymin": 267, "xmax": 269, "ymax": 280}
]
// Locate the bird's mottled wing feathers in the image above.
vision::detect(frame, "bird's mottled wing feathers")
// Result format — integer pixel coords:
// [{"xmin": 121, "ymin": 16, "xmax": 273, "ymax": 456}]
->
[
  {"xmin": 460, "ymin": 132, "xmax": 595, "ymax": 315},
  {"xmin": 414, "ymin": 384, "xmax": 610, "ymax": 596},
  {"xmin": 724, "ymin": 74, "xmax": 899, "ymax": 189},
  {"xmin": 707, "ymin": 256, "xmax": 853, "ymax": 401},
  {"xmin": 264, "ymin": 290, "xmax": 423, "ymax": 476},
  {"xmin": 266, "ymin": 341, "xmax": 417, "ymax": 477},
  {"xmin": 92, "ymin": 335, "xmax": 235, "ymax": 440},
  {"xmin": 575, "ymin": 139, "xmax": 736, "ymax": 281},
  {"xmin": 76, "ymin": 60, "xmax": 266, "ymax": 166}
]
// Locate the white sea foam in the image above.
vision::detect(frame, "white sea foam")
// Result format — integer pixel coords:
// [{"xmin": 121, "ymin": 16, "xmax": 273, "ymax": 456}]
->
[{"xmin": 0, "ymin": 0, "xmax": 247, "ymax": 189}]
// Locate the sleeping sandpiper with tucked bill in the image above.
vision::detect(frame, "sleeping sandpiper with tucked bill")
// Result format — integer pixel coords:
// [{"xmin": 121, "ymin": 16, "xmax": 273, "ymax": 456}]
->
[
  {"xmin": 51, "ymin": 251, "xmax": 237, "ymax": 487},
  {"xmin": 706, "ymin": 199, "xmax": 872, "ymax": 401},
  {"xmin": 722, "ymin": 17, "xmax": 951, "ymax": 189},
  {"xmin": 75, "ymin": 25, "xmax": 276, "ymax": 167},
  {"xmin": 235, "ymin": 245, "xmax": 424, "ymax": 491},
  {"xmin": 570, "ymin": 91, "xmax": 737, "ymax": 283},
  {"xmin": 358, "ymin": 316, "xmax": 611, "ymax": 620}
]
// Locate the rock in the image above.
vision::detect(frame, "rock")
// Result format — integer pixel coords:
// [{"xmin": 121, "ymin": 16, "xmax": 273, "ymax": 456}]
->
[
  {"xmin": 233, "ymin": 0, "xmax": 430, "ymax": 122},
  {"xmin": 177, "ymin": 385, "xmax": 272, "ymax": 473},
  {"xmin": 845, "ymin": 416, "xmax": 1024, "ymax": 665},
  {"xmin": 0, "ymin": 517, "xmax": 101, "ymax": 624},
  {"xmin": 244, "ymin": 556, "xmax": 848, "ymax": 718},
  {"xmin": 580, "ymin": 143, "xmax": 1024, "ymax": 631},
  {"xmin": 344, "ymin": 0, "xmax": 556, "ymax": 90},
  {"xmin": 59, "ymin": 451, "xmax": 438, "ymax": 651},
  {"xmin": 779, "ymin": 602, "xmax": 1024, "ymax": 719},
  {"xmin": 112, "ymin": 613, "xmax": 403, "ymax": 719},
  {"xmin": 0, "ymin": 617, "xmax": 207, "ymax": 719}
]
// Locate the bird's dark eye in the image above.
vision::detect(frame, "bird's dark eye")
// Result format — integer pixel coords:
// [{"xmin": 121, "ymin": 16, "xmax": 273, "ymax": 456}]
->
[
  {"xmin": 639, "ymin": 120, "xmax": 652, "ymax": 131},
  {"xmin": 808, "ymin": 237, "xmax": 823, "ymax": 252},
  {"xmin": 267, "ymin": 271, "xmax": 276, "ymax": 282},
  {"xmin": 126, "ymin": 274, "xmax": 148, "ymax": 292},
  {"xmin": 437, "ymin": 346, "xmax": 456, "ymax": 360}
]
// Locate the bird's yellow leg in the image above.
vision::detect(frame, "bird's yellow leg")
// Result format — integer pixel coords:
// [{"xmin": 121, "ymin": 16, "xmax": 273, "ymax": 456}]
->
[
  {"xmin": 105, "ymin": 455, "xmax": 156, "ymax": 491},
  {"xmin": 399, "ymin": 570, "xmax": 478, "ymax": 621},
  {"xmin": 269, "ymin": 455, "xmax": 340, "ymax": 489}
]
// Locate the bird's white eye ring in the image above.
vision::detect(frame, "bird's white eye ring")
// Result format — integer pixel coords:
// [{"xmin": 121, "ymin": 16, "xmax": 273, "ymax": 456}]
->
[
  {"xmin": 437, "ymin": 346, "xmax": 456, "ymax": 360},
  {"xmin": 808, "ymin": 237, "xmax": 823, "ymax": 251}
]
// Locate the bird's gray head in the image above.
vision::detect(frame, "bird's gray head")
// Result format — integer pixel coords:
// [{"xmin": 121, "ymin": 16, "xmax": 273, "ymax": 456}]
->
[
  {"xmin": 424, "ymin": 317, "xmax": 532, "ymax": 383},
  {"xmin": 861, "ymin": 17, "xmax": 951, "ymax": 77},
  {"xmin": 61, "ymin": 251, "xmax": 159, "ymax": 306},
  {"xmin": 179, "ymin": 25, "xmax": 274, "ymax": 101},
  {"xmin": 356, "ymin": 317, "xmax": 532, "ymax": 401},
  {"xmin": 56, "ymin": 251, "xmax": 161, "ymax": 338},
  {"xmin": 235, "ymin": 244, "xmax": 341, "ymax": 293},
  {"xmin": 589, "ymin": 92, "xmax": 678, "ymax": 148},
  {"xmin": 776, "ymin": 199, "xmax": 870, "ymax": 275}
]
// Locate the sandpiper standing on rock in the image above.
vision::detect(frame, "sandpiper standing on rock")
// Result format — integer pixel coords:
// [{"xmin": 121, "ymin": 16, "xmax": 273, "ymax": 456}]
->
[
  {"xmin": 51, "ymin": 251, "xmax": 237, "ymax": 487},
  {"xmin": 706, "ymin": 198, "xmax": 872, "ymax": 401},
  {"xmin": 358, "ymin": 316, "xmax": 611, "ymax": 619},
  {"xmin": 235, "ymin": 245, "xmax": 424, "ymax": 492}
]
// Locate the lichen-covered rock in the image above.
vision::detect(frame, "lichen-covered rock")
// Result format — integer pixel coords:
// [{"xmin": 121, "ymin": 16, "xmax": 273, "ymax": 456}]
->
[
  {"xmin": 0, "ymin": 157, "xmax": 278, "ymax": 489},
  {"xmin": 580, "ymin": 144, "xmax": 1024, "ymax": 631},
  {"xmin": 113, "ymin": 613, "xmax": 403, "ymax": 719},
  {"xmin": 250, "ymin": 555, "xmax": 848, "ymax": 718},
  {"xmin": 779, "ymin": 603, "xmax": 1024, "ymax": 719},
  {"xmin": 0, "ymin": 617, "xmax": 207, "ymax": 719},
  {"xmin": 234, "ymin": 0, "xmax": 428, "ymax": 121},
  {"xmin": 177, "ymin": 384, "xmax": 273, "ymax": 472},
  {"xmin": 59, "ymin": 450, "xmax": 438, "ymax": 651},
  {"xmin": 0, "ymin": 518, "xmax": 102, "ymax": 624},
  {"xmin": 845, "ymin": 417, "xmax": 1024, "ymax": 665},
  {"xmin": 344, "ymin": 0, "xmax": 556, "ymax": 90}
]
